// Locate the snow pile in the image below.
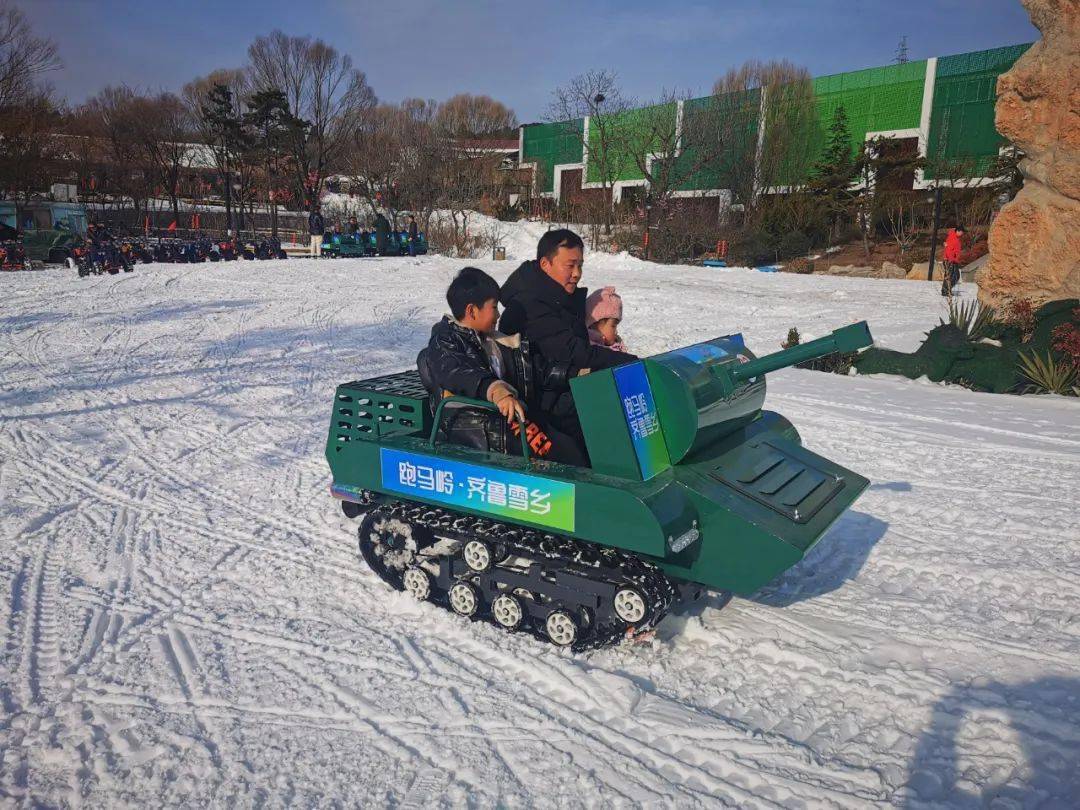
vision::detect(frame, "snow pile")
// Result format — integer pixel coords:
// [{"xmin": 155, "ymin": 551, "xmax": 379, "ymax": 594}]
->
[{"xmin": 1, "ymin": 254, "xmax": 1078, "ymax": 806}]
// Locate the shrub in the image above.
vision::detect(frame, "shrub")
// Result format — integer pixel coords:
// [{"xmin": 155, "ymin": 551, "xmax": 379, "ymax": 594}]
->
[
  {"xmin": 730, "ymin": 229, "xmax": 776, "ymax": 267},
  {"xmin": 1001, "ymin": 298, "xmax": 1037, "ymax": 341},
  {"xmin": 946, "ymin": 298, "xmax": 998, "ymax": 341},
  {"xmin": 777, "ymin": 230, "xmax": 811, "ymax": 260},
  {"xmin": 1017, "ymin": 350, "xmax": 1078, "ymax": 395},
  {"xmin": 783, "ymin": 257, "xmax": 815, "ymax": 274},
  {"xmin": 782, "ymin": 325, "xmax": 856, "ymax": 374},
  {"xmin": 493, "ymin": 200, "xmax": 523, "ymax": 222},
  {"xmin": 1050, "ymin": 316, "xmax": 1080, "ymax": 371}
]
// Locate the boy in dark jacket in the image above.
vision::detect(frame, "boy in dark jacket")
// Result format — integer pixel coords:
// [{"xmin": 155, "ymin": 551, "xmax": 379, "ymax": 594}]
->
[
  {"xmin": 419, "ymin": 267, "xmax": 585, "ymax": 465},
  {"xmin": 424, "ymin": 267, "xmax": 525, "ymax": 424}
]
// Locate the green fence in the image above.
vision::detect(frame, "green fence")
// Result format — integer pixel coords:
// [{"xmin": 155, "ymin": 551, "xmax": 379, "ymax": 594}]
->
[
  {"xmin": 522, "ymin": 120, "xmax": 584, "ymax": 194},
  {"xmin": 812, "ymin": 60, "xmax": 926, "ymax": 156},
  {"xmin": 925, "ymin": 43, "xmax": 1031, "ymax": 180},
  {"xmin": 522, "ymin": 43, "xmax": 1032, "ymax": 198}
]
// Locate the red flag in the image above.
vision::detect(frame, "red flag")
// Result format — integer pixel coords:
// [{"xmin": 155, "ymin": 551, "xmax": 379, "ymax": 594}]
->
[{"xmin": 167, "ymin": 221, "xmax": 177, "ymax": 232}]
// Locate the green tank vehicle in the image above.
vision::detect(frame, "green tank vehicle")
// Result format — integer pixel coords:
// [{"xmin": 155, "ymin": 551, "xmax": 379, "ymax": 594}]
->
[
  {"xmin": 321, "ymin": 232, "xmax": 369, "ymax": 258},
  {"xmin": 0, "ymin": 201, "xmax": 88, "ymax": 265},
  {"xmin": 325, "ymin": 321, "xmax": 874, "ymax": 649}
]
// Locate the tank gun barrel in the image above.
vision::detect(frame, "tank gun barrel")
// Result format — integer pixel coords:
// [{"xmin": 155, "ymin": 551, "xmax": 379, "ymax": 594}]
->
[{"xmin": 715, "ymin": 321, "xmax": 873, "ymax": 396}]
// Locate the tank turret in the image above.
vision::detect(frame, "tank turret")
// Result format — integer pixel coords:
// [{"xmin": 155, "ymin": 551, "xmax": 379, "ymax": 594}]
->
[{"xmin": 572, "ymin": 322, "xmax": 872, "ymax": 480}]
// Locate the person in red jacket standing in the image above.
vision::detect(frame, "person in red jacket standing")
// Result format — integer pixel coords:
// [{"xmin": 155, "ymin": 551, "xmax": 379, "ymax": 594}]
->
[{"xmin": 941, "ymin": 225, "xmax": 965, "ymax": 296}]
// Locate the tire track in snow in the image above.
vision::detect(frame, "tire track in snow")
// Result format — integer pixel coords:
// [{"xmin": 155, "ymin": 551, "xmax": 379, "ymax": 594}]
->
[{"xmin": 157, "ymin": 624, "xmax": 224, "ymax": 769}]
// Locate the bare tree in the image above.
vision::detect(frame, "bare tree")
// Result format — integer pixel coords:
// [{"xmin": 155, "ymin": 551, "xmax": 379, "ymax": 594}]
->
[
  {"xmin": 622, "ymin": 89, "xmax": 745, "ymax": 209},
  {"xmin": 396, "ymin": 98, "xmax": 444, "ymax": 231},
  {"xmin": 435, "ymin": 93, "xmax": 517, "ymax": 138},
  {"xmin": 548, "ymin": 70, "xmax": 634, "ymax": 234},
  {"xmin": 712, "ymin": 60, "xmax": 818, "ymax": 220},
  {"xmin": 0, "ymin": 89, "xmax": 60, "ymax": 201},
  {"xmin": 878, "ymin": 190, "xmax": 919, "ymax": 263},
  {"xmin": 79, "ymin": 86, "xmax": 157, "ymax": 218},
  {"xmin": 0, "ymin": 2, "xmax": 60, "ymax": 201},
  {"xmin": 0, "ymin": 1, "xmax": 59, "ymax": 108},
  {"xmin": 248, "ymin": 31, "xmax": 376, "ymax": 210},
  {"xmin": 131, "ymin": 92, "xmax": 196, "ymax": 225},
  {"xmin": 437, "ymin": 146, "xmax": 503, "ymax": 254},
  {"xmin": 347, "ymin": 103, "xmax": 410, "ymax": 220}
]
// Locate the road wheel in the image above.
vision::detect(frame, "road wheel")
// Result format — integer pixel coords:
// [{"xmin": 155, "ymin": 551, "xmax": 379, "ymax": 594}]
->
[
  {"xmin": 491, "ymin": 594, "xmax": 524, "ymax": 630},
  {"xmin": 545, "ymin": 610, "xmax": 577, "ymax": 647}
]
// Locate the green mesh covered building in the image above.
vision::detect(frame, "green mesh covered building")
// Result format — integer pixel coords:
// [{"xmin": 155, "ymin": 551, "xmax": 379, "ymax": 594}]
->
[{"xmin": 520, "ymin": 43, "xmax": 1031, "ymax": 203}]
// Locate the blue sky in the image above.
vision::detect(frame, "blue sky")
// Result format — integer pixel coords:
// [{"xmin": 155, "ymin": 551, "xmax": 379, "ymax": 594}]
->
[{"xmin": 27, "ymin": 0, "xmax": 1036, "ymax": 121}]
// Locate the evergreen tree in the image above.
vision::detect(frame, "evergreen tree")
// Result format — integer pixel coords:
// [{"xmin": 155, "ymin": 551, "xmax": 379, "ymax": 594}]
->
[
  {"xmin": 810, "ymin": 105, "xmax": 858, "ymax": 243},
  {"xmin": 243, "ymin": 89, "xmax": 305, "ymax": 239},
  {"xmin": 200, "ymin": 84, "xmax": 245, "ymax": 233},
  {"xmin": 988, "ymin": 144, "xmax": 1023, "ymax": 201},
  {"xmin": 812, "ymin": 105, "xmax": 855, "ymax": 186}
]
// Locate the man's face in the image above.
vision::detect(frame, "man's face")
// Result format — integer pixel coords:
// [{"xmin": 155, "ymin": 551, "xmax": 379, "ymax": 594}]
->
[{"xmin": 540, "ymin": 246, "xmax": 584, "ymax": 294}]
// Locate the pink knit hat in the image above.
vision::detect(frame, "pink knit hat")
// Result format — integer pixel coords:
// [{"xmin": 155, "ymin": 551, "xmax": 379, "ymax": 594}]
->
[{"xmin": 585, "ymin": 286, "xmax": 623, "ymax": 327}]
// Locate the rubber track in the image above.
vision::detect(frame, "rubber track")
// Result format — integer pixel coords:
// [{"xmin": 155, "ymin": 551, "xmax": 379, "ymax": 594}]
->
[{"xmin": 356, "ymin": 494, "xmax": 678, "ymax": 652}]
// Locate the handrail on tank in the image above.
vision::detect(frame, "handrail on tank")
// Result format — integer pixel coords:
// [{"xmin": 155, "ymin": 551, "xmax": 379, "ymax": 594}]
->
[
  {"xmin": 712, "ymin": 321, "xmax": 873, "ymax": 396},
  {"xmin": 429, "ymin": 395, "xmax": 532, "ymax": 462}
]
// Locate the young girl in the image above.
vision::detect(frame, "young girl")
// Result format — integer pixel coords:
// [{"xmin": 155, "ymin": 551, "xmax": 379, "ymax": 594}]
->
[{"xmin": 585, "ymin": 286, "xmax": 628, "ymax": 353}]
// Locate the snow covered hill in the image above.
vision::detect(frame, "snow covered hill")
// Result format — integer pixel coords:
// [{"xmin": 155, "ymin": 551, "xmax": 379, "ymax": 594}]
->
[{"xmin": 1, "ymin": 253, "xmax": 1078, "ymax": 807}]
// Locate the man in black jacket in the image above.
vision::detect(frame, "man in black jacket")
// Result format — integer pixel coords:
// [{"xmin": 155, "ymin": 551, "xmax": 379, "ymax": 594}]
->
[
  {"xmin": 373, "ymin": 211, "xmax": 391, "ymax": 255},
  {"xmin": 407, "ymin": 215, "xmax": 419, "ymax": 255},
  {"xmin": 500, "ymin": 229, "xmax": 636, "ymax": 454},
  {"xmin": 308, "ymin": 206, "xmax": 325, "ymax": 259}
]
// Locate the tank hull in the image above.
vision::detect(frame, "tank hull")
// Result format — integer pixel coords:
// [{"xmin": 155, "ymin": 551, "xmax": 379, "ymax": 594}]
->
[{"xmin": 327, "ymin": 376, "xmax": 868, "ymax": 595}]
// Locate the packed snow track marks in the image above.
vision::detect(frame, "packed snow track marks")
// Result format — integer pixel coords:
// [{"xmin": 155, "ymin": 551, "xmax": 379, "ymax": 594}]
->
[{"xmin": 1, "ymin": 259, "xmax": 1078, "ymax": 806}]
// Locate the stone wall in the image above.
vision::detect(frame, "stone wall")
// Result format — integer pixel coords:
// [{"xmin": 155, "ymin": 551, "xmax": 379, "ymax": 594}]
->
[{"xmin": 978, "ymin": 0, "xmax": 1080, "ymax": 307}]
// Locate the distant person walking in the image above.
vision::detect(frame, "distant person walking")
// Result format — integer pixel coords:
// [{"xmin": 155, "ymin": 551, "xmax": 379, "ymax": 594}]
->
[
  {"xmin": 308, "ymin": 206, "xmax": 325, "ymax": 259},
  {"xmin": 407, "ymin": 215, "xmax": 419, "ymax": 256},
  {"xmin": 374, "ymin": 211, "xmax": 391, "ymax": 256},
  {"xmin": 940, "ymin": 225, "xmax": 965, "ymax": 296}
]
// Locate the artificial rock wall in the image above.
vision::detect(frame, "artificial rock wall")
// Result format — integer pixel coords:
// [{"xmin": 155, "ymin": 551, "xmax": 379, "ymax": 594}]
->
[{"xmin": 979, "ymin": 0, "xmax": 1080, "ymax": 307}]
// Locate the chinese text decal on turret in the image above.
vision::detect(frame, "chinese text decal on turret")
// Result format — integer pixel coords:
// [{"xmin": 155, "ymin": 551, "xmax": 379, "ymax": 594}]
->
[
  {"xmin": 378, "ymin": 448, "xmax": 576, "ymax": 532},
  {"xmin": 612, "ymin": 362, "xmax": 671, "ymax": 480}
]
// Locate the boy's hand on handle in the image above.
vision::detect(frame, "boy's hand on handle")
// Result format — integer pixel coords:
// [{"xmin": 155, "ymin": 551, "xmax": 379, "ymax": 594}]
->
[
  {"xmin": 495, "ymin": 394, "xmax": 525, "ymax": 424},
  {"xmin": 489, "ymin": 382, "xmax": 525, "ymax": 424}
]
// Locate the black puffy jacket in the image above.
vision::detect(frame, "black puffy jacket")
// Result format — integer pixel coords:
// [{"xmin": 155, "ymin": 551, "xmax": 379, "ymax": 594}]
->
[
  {"xmin": 417, "ymin": 317, "xmax": 540, "ymax": 453},
  {"xmin": 421, "ymin": 317, "xmax": 505, "ymax": 401},
  {"xmin": 500, "ymin": 260, "xmax": 635, "ymax": 374},
  {"xmin": 308, "ymin": 212, "xmax": 325, "ymax": 236}
]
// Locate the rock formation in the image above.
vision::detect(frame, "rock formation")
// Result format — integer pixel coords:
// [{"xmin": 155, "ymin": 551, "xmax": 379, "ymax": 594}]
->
[{"xmin": 978, "ymin": 0, "xmax": 1080, "ymax": 307}]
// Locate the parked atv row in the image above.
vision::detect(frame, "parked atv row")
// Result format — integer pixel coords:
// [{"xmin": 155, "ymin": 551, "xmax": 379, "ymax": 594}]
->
[
  {"xmin": 75, "ymin": 234, "xmax": 289, "ymax": 276},
  {"xmin": 146, "ymin": 235, "xmax": 287, "ymax": 263},
  {"xmin": 74, "ymin": 240, "xmax": 135, "ymax": 276}
]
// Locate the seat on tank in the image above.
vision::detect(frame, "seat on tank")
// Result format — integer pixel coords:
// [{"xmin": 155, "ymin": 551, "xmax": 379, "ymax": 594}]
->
[{"xmin": 415, "ymin": 349, "xmax": 518, "ymax": 455}]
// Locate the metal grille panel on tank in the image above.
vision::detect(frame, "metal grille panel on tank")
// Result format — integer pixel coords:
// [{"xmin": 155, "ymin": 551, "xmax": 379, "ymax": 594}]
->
[{"xmin": 332, "ymin": 370, "xmax": 432, "ymax": 447}]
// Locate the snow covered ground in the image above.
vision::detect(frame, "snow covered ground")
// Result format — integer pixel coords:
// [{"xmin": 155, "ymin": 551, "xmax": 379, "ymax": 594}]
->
[{"xmin": 1, "ymin": 250, "xmax": 1078, "ymax": 807}]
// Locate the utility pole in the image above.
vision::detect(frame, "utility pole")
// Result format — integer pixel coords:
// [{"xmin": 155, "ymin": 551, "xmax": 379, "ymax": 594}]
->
[
  {"xmin": 926, "ymin": 186, "xmax": 942, "ymax": 282},
  {"xmin": 643, "ymin": 193, "xmax": 652, "ymax": 261}
]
